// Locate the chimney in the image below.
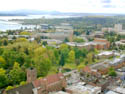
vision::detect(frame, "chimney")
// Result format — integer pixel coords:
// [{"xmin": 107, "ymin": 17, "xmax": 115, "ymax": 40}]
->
[{"xmin": 27, "ymin": 67, "xmax": 37, "ymax": 83}]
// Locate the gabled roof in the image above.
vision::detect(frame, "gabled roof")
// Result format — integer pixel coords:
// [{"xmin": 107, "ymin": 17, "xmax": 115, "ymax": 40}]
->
[
  {"xmin": 6, "ymin": 83, "xmax": 34, "ymax": 94},
  {"xmin": 33, "ymin": 73, "xmax": 64, "ymax": 88}
]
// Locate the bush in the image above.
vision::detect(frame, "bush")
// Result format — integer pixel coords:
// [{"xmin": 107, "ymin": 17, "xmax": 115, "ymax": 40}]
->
[{"xmin": 6, "ymin": 86, "xmax": 14, "ymax": 91}]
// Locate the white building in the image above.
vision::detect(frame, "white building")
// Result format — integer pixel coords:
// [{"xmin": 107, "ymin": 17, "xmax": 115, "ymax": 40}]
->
[
  {"xmin": 114, "ymin": 24, "xmax": 123, "ymax": 32},
  {"xmin": 66, "ymin": 83, "xmax": 101, "ymax": 94}
]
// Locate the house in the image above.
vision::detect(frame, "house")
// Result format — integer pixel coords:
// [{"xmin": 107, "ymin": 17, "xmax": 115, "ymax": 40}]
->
[
  {"xmin": 102, "ymin": 24, "xmax": 123, "ymax": 32},
  {"xmin": 6, "ymin": 83, "xmax": 34, "ymax": 94},
  {"xmin": 49, "ymin": 91, "xmax": 70, "ymax": 94},
  {"xmin": 105, "ymin": 91, "xmax": 119, "ymax": 94},
  {"xmin": 5, "ymin": 68, "xmax": 67, "ymax": 94},
  {"xmin": 94, "ymin": 31, "xmax": 104, "ymax": 38},
  {"xmin": 108, "ymin": 86, "xmax": 125, "ymax": 94},
  {"xmin": 41, "ymin": 39, "xmax": 63, "ymax": 45},
  {"xmin": 94, "ymin": 38, "xmax": 110, "ymax": 49},
  {"xmin": 66, "ymin": 40, "xmax": 109, "ymax": 50},
  {"xmin": 33, "ymin": 23, "xmax": 73, "ymax": 42},
  {"xmin": 96, "ymin": 51, "xmax": 114, "ymax": 59},
  {"xmin": 32, "ymin": 73, "xmax": 67, "ymax": 94},
  {"xmin": 115, "ymin": 39, "xmax": 125, "ymax": 46},
  {"xmin": 66, "ymin": 82, "xmax": 101, "ymax": 94}
]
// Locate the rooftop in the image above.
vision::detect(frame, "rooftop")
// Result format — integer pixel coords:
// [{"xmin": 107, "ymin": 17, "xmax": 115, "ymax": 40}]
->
[{"xmin": 66, "ymin": 82, "xmax": 101, "ymax": 94}]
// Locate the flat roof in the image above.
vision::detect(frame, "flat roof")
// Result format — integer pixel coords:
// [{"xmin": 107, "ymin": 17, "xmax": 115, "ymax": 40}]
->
[
  {"xmin": 111, "ymin": 87, "xmax": 125, "ymax": 94},
  {"xmin": 98, "ymin": 51, "xmax": 113, "ymax": 56},
  {"xmin": 106, "ymin": 91, "xmax": 119, "ymax": 94}
]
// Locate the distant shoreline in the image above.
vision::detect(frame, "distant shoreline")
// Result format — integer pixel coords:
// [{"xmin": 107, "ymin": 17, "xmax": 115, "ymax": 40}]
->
[{"xmin": 0, "ymin": 14, "xmax": 27, "ymax": 16}]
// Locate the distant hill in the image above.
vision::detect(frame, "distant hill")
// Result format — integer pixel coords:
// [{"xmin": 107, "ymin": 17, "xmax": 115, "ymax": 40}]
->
[
  {"xmin": 0, "ymin": 9, "xmax": 124, "ymax": 16},
  {"xmin": 0, "ymin": 10, "xmax": 62, "ymax": 16}
]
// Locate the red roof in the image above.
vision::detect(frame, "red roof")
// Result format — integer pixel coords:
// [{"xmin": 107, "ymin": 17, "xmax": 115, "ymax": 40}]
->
[
  {"xmin": 33, "ymin": 73, "xmax": 64, "ymax": 88},
  {"xmin": 83, "ymin": 66, "xmax": 92, "ymax": 73},
  {"xmin": 46, "ymin": 73, "xmax": 63, "ymax": 85}
]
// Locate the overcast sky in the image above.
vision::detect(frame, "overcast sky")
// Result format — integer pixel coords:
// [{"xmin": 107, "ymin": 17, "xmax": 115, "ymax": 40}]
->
[{"xmin": 1, "ymin": 0, "xmax": 125, "ymax": 13}]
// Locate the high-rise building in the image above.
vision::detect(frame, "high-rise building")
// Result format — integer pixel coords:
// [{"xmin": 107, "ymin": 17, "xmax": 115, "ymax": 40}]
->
[{"xmin": 114, "ymin": 24, "xmax": 123, "ymax": 32}]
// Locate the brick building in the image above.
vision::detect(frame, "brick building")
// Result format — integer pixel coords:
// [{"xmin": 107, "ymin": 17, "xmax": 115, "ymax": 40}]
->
[
  {"xmin": 5, "ymin": 68, "xmax": 67, "ymax": 94},
  {"xmin": 32, "ymin": 73, "xmax": 67, "ymax": 94},
  {"xmin": 94, "ymin": 38, "xmax": 110, "ymax": 49}
]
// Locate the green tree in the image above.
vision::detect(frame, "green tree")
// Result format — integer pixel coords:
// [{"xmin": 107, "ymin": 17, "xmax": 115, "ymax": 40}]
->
[
  {"xmin": 42, "ymin": 41, "xmax": 48, "ymax": 46},
  {"xmin": 20, "ymin": 81, "xmax": 27, "ymax": 86},
  {"xmin": 6, "ymin": 86, "xmax": 14, "ymax": 91},
  {"xmin": 35, "ymin": 57, "xmax": 52, "ymax": 77},
  {"xmin": 0, "ymin": 56, "xmax": 6, "ymax": 68},
  {"xmin": 59, "ymin": 54, "xmax": 65, "ymax": 66},
  {"xmin": 73, "ymin": 37, "xmax": 85, "ymax": 43},
  {"xmin": 67, "ymin": 50, "xmax": 75, "ymax": 64},
  {"xmin": 108, "ymin": 67, "xmax": 117, "ymax": 77},
  {"xmin": 86, "ymin": 53, "xmax": 93, "ymax": 64},
  {"xmin": 64, "ymin": 38, "xmax": 69, "ymax": 43},
  {"xmin": 0, "ymin": 68, "xmax": 8, "ymax": 88},
  {"xmin": 3, "ymin": 39, "xmax": 8, "ymax": 46},
  {"xmin": 9, "ymin": 62, "xmax": 26, "ymax": 85}
]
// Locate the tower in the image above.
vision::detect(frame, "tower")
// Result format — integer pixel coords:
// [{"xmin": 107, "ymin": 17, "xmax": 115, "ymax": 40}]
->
[{"xmin": 27, "ymin": 68, "xmax": 37, "ymax": 83}]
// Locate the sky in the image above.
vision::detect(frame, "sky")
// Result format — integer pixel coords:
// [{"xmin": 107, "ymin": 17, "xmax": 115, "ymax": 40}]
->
[{"xmin": 1, "ymin": 0, "xmax": 125, "ymax": 14}]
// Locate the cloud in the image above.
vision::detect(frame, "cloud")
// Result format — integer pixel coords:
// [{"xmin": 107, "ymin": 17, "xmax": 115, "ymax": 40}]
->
[
  {"xmin": 101, "ymin": 0, "xmax": 112, "ymax": 3},
  {"xmin": 0, "ymin": 0, "xmax": 125, "ymax": 13},
  {"xmin": 103, "ymin": 5, "xmax": 116, "ymax": 8}
]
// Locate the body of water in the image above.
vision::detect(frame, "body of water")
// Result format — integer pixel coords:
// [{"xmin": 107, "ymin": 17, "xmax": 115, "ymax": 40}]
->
[
  {"xmin": 0, "ymin": 15, "xmax": 77, "ymax": 31},
  {"xmin": 0, "ymin": 20, "xmax": 36, "ymax": 31}
]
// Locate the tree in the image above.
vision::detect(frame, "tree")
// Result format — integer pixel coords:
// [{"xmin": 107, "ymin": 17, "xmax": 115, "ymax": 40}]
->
[
  {"xmin": 64, "ymin": 38, "xmax": 69, "ymax": 43},
  {"xmin": 73, "ymin": 37, "xmax": 85, "ymax": 43},
  {"xmin": 2, "ymin": 50, "xmax": 26, "ymax": 68},
  {"xmin": 0, "ymin": 68, "xmax": 8, "ymax": 88},
  {"xmin": 35, "ymin": 57, "xmax": 52, "ymax": 77},
  {"xmin": 16, "ymin": 38, "xmax": 28, "ymax": 42},
  {"xmin": 35, "ymin": 37, "xmax": 41, "ymax": 43},
  {"xmin": 3, "ymin": 39, "xmax": 8, "ymax": 46},
  {"xmin": 0, "ymin": 56, "xmax": 6, "ymax": 68},
  {"xmin": 86, "ymin": 53, "xmax": 93, "ymax": 64},
  {"xmin": 20, "ymin": 31, "xmax": 31, "ymax": 35},
  {"xmin": 6, "ymin": 86, "xmax": 14, "ymax": 91},
  {"xmin": 59, "ymin": 44, "xmax": 69, "ymax": 62},
  {"xmin": 67, "ymin": 50, "xmax": 75, "ymax": 64},
  {"xmin": 20, "ymin": 81, "xmax": 27, "ymax": 86},
  {"xmin": 59, "ymin": 54, "xmax": 65, "ymax": 66},
  {"xmin": 42, "ymin": 41, "xmax": 48, "ymax": 46},
  {"xmin": 108, "ymin": 67, "xmax": 117, "ymax": 77},
  {"xmin": 9, "ymin": 62, "xmax": 26, "ymax": 85}
]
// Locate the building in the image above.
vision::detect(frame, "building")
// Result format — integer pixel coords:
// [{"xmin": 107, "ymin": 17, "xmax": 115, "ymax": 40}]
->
[
  {"xmin": 105, "ymin": 91, "xmax": 119, "ymax": 94},
  {"xmin": 115, "ymin": 39, "xmax": 125, "ymax": 46},
  {"xmin": 41, "ymin": 39, "xmax": 63, "ymax": 45},
  {"xmin": 8, "ymin": 35, "xmax": 30, "ymax": 40},
  {"xmin": 94, "ymin": 38, "xmax": 110, "ymax": 49},
  {"xmin": 102, "ymin": 24, "xmax": 125, "ymax": 33},
  {"xmin": 33, "ymin": 23, "xmax": 73, "ymax": 42},
  {"xmin": 39, "ymin": 24, "xmax": 53, "ymax": 31},
  {"xmin": 89, "ymin": 54, "xmax": 125, "ymax": 75},
  {"xmin": 49, "ymin": 91, "xmax": 69, "ymax": 94},
  {"xmin": 5, "ymin": 68, "xmax": 67, "ymax": 94},
  {"xmin": 6, "ymin": 83, "xmax": 34, "ymax": 94},
  {"xmin": 32, "ymin": 73, "xmax": 67, "ymax": 94},
  {"xmin": 108, "ymin": 86, "xmax": 125, "ymax": 94},
  {"xmin": 96, "ymin": 51, "xmax": 114, "ymax": 59},
  {"xmin": 66, "ymin": 38, "xmax": 110, "ymax": 50},
  {"xmin": 114, "ymin": 24, "xmax": 123, "ymax": 32},
  {"xmin": 66, "ymin": 82, "xmax": 101, "ymax": 94}
]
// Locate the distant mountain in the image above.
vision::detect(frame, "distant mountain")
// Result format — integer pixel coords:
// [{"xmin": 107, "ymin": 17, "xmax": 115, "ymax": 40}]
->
[
  {"xmin": 0, "ymin": 10, "xmax": 62, "ymax": 16},
  {"xmin": 0, "ymin": 9, "xmax": 124, "ymax": 16}
]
